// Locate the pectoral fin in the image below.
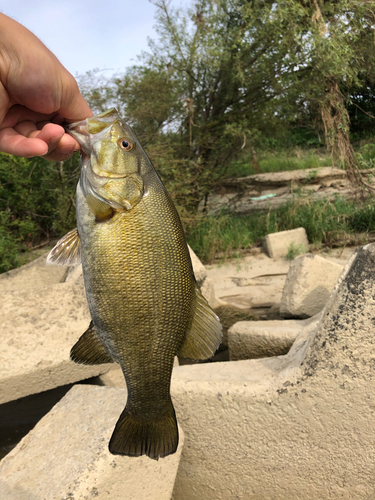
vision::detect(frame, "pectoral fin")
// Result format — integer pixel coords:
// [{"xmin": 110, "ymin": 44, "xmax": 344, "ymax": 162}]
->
[
  {"xmin": 70, "ymin": 321, "xmax": 113, "ymax": 365},
  {"xmin": 46, "ymin": 227, "xmax": 81, "ymax": 266},
  {"xmin": 179, "ymin": 285, "xmax": 223, "ymax": 360},
  {"xmin": 86, "ymin": 193, "xmax": 114, "ymax": 221}
]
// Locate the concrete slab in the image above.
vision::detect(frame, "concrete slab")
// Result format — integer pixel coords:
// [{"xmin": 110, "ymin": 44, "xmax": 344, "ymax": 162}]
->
[
  {"xmin": 280, "ymin": 253, "xmax": 343, "ymax": 318},
  {"xmin": 169, "ymin": 244, "xmax": 375, "ymax": 499},
  {"xmin": 188, "ymin": 246, "xmax": 207, "ymax": 286},
  {"xmin": 262, "ymin": 227, "xmax": 309, "ymax": 259},
  {"xmin": 206, "ymin": 253, "xmax": 289, "ymax": 308},
  {"xmin": 199, "ymin": 276, "xmax": 220, "ymax": 308},
  {"xmin": 228, "ymin": 315, "xmax": 320, "ymax": 360},
  {"xmin": 0, "ymin": 385, "xmax": 184, "ymax": 500},
  {"xmin": 0, "ymin": 252, "xmax": 68, "ymax": 292},
  {"xmin": 0, "ymin": 281, "xmax": 112, "ymax": 404}
]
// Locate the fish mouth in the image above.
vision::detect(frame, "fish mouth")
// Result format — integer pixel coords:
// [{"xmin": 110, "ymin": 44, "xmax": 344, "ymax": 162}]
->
[{"xmin": 64, "ymin": 120, "xmax": 91, "ymax": 156}]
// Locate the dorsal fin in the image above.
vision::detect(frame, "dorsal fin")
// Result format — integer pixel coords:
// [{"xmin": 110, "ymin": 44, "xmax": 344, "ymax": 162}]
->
[
  {"xmin": 46, "ymin": 227, "xmax": 81, "ymax": 266},
  {"xmin": 179, "ymin": 285, "xmax": 223, "ymax": 360},
  {"xmin": 70, "ymin": 321, "xmax": 114, "ymax": 365}
]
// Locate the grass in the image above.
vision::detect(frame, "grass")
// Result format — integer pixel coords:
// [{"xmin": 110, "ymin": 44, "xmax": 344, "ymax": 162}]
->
[
  {"xmin": 226, "ymin": 148, "xmax": 333, "ymax": 178},
  {"xmin": 286, "ymin": 242, "xmax": 307, "ymax": 260},
  {"xmin": 225, "ymin": 140, "xmax": 375, "ymax": 179},
  {"xmin": 186, "ymin": 195, "xmax": 375, "ymax": 264}
]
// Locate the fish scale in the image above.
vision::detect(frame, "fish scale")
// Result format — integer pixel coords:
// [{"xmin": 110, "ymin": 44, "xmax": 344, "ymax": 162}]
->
[
  {"xmin": 78, "ymin": 173, "xmax": 193, "ymax": 421},
  {"xmin": 47, "ymin": 108, "xmax": 222, "ymax": 459}
]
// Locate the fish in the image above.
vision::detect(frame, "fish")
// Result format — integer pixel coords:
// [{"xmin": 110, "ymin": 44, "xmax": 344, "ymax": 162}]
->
[{"xmin": 47, "ymin": 108, "xmax": 222, "ymax": 460}]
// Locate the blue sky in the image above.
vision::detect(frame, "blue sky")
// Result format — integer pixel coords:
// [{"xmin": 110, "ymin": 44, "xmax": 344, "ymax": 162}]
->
[{"xmin": 1, "ymin": 0, "xmax": 165, "ymax": 77}]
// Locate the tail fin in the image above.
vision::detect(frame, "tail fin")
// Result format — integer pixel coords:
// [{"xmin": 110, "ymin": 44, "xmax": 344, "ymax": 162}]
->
[{"xmin": 109, "ymin": 405, "xmax": 178, "ymax": 460}]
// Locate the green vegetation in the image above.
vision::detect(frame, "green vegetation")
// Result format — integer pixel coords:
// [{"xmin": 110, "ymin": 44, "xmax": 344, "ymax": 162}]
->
[
  {"xmin": 227, "ymin": 149, "xmax": 332, "ymax": 178},
  {"xmin": 0, "ymin": 152, "xmax": 80, "ymax": 273},
  {"xmin": 186, "ymin": 196, "xmax": 375, "ymax": 264},
  {"xmin": 1, "ymin": 0, "xmax": 375, "ymax": 271},
  {"xmin": 286, "ymin": 243, "xmax": 307, "ymax": 261}
]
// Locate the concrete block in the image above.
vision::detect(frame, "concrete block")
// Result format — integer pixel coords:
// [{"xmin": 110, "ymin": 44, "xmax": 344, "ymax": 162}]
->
[
  {"xmin": 169, "ymin": 244, "xmax": 375, "ymax": 499},
  {"xmin": 0, "ymin": 252, "xmax": 68, "ymax": 292},
  {"xmin": 65, "ymin": 263, "xmax": 83, "ymax": 283},
  {"xmin": 188, "ymin": 245, "xmax": 207, "ymax": 286},
  {"xmin": 228, "ymin": 315, "xmax": 320, "ymax": 360},
  {"xmin": 0, "ymin": 385, "xmax": 184, "ymax": 500},
  {"xmin": 0, "ymin": 281, "xmax": 112, "ymax": 404},
  {"xmin": 199, "ymin": 277, "xmax": 218, "ymax": 308},
  {"xmin": 262, "ymin": 227, "xmax": 309, "ymax": 259},
  {"xmin": 280, "ymin": 253, "xmax": 343, "ymax": 318}
]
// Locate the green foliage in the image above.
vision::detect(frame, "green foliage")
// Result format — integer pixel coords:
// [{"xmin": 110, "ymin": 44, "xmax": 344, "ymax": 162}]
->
[
  {"xmin": 0, "ymin": 213, "xmax": 24, "ymax": 273},
  {"xmin": 2, "ymin": 0, "xmax": 375, "ymax": 272},
  {"xmin": 226, "ymin": 148, "xmax": 333, "ymax": 178},
  {"xmin": 78, "ymin": 0, "xmax": 375, "ymax": 202},
  {"xmin": 286, "ymin": 243, "xmax": 307, "ymax": 261},
  {"xmin": 187, "ymin": 195, "xmax": 375, "ymax": 264},
  {"xmin": 186, "ymin": 211, "xmax": 265, "ymax": 263},
  {"xmin": 0, "ymin": 152, "xmax": 80, "ymax": 269}
]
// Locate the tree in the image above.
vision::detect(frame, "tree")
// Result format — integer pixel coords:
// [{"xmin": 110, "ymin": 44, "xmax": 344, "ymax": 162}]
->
[
  {"xmin": 274, "ymin": 0, "xmax": 375, "ymax": 175},
  {"xmin": 80, "ymin": 0, "xmax": 316, "ymax": 211},
  {"xmin": 80, "ymin": 0, "xmax": 375, "ymax": 206}
]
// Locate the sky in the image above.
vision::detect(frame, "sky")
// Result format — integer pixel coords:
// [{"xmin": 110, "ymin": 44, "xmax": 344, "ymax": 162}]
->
[{"xmin": 1, "ymin": 0, "xmax": 164, "ymax": 78}]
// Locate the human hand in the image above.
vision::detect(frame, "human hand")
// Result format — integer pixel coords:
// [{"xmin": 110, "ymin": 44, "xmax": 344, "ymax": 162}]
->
[{"xmin": 0, "ymin": 14, "xmax": 93, "ymax": 161}]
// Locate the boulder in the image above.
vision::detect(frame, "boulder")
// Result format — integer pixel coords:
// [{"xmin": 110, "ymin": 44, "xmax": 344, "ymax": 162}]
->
[
  {"xmin": 0, "ymin": 281, "xmax": 112, "ymax": 404},
  {"xmin": 169, "ymin": 244, "xmax": 375, "ymax": 499},
  {"xmin": 0, "ymin": 385, "xmax": 184, "ymax": 500},
  {"xmin": 280, "ymin": 253, "xmax": 343, "ymax": 318},
  {"xmin": 262, "ymin": 227, "xmax": 309, "ymax": 259},
  {"xmin": 228, "ymin": 315, "xmax": 320, "ymax": 360}
]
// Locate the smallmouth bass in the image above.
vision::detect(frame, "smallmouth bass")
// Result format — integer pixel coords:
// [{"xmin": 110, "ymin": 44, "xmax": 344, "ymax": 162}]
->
[{"xmin": 47, "ymin": 109, "xmax": 222, "ymax": 460}]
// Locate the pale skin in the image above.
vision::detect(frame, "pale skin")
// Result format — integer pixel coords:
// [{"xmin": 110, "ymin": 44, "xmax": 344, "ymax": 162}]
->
[{"xmin": 0, "ymin": 13, "xmax": 92, "ymax": 160}]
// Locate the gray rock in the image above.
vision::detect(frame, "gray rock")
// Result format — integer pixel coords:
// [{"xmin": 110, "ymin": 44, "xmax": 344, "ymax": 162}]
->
[
  {"xmin": 64, "ymin": 263, "xmax": 83, "ymax": 282},
  {"xmin": 0, "ymin": 385, "xmax": 184, "ymax": 500},
  {"xmin": 228, "ymin": 315, "xmax": 320, "ymax": 360},
  {"xmin": 188, "ymin": 245, "xmax": 207, "ymax": 286},
  {"xmin": 170, "ymin": 244, "xmax": 375, "ymax": 499},
  {"xmin": 199, "ymin": 276, "xmax": 218, "ymax": 308},
  {"xmin": 0, "ymin": 281, "xmax": 112, "ymax": 404},
  {"xmin": 0, "ymin": 252, "xmax": 68, "ymax": 292},
  {"xmin": 280, "ymin": 253, "xmax": 343, "ymax": 318},
  {"xmin": 262, "ymin": 227, "xmax": 309, "ymax": 259}
]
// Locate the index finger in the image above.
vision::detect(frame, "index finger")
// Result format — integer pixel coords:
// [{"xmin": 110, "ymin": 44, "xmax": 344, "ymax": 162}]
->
[
  {"xmin": 0, "ymin": 105, "xmax": 59, "ymax": 130},
  {"xmin": 0, "ymin": 127, "xmax": 49, "ymax": 157}
]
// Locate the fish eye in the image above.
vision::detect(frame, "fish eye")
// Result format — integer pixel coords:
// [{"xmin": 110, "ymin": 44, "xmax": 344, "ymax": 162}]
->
[{"xmin": 119, "ymin": 138, "xmax": 133, "ymax": 151}]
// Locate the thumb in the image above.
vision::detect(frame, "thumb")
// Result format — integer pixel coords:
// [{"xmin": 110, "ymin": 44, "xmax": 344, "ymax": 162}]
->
[
  {"xmin": 0, "ymin": 81, "xmax": 11, "ymax": 128},
  {"xmin": 58, "ymin": 73, "xmax": 93, "ymax": 123}
]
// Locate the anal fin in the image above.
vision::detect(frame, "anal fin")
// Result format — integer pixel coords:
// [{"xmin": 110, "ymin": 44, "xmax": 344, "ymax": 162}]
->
[
  {"xmin": 70, "ymin": 321, "xmax": 113, "ymax": 365},
  {"xmin": 46, "ymin": 227, "xmax": 81, "ymax": 266},
  {"xmin": 178, "ymin": 285, "xmax": 223, "ymax": 360}
]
